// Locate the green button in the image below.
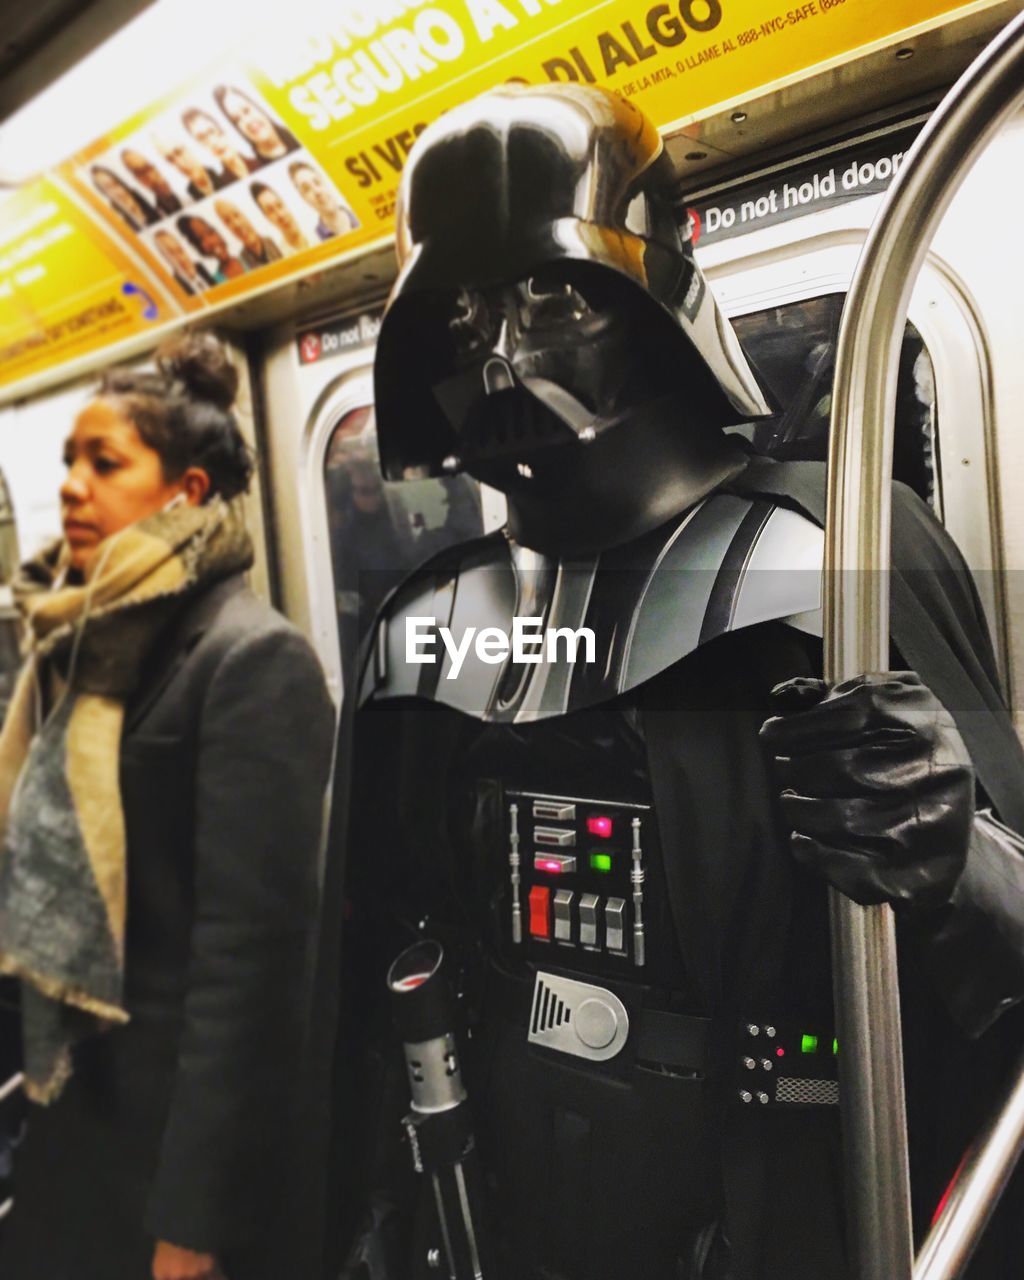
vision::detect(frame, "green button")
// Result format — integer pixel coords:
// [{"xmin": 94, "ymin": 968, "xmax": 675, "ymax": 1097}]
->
[
  {"xmin": 589, "ymin": 852, "xmax": 613, "ymax": 873},
  {"xmin": 801, "ymin": 1034, "xmax": 819, "ymax": 1055}
]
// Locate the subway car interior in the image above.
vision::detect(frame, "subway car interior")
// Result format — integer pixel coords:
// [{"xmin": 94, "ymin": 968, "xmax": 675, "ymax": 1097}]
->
[{"xmin": 2, "ymin": 2, "xmax": 1024, "ymax": 1278}]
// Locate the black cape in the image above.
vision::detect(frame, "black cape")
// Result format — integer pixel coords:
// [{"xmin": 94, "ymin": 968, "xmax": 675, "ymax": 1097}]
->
[{"xmin": 320, "ymin": 458, "xmax": 1024, "ymax": 1279}]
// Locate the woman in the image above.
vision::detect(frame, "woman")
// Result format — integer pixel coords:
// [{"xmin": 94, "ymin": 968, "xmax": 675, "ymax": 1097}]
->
[
  {"xmin": 0, "ymin": 334, "xmax": 334, "ymax": 1280},
  {"xmin": 213, "ymin": 198, "xmax": 282, "ymax": 270},
  {"xmin": 182, "ymin": 108, "xmax": 261, "ymax": 184},
  {"xmin": 154, "ymin": 134, "xmax": 229, "ymax": 201},
  {"xmin": 288, "ymin": 160, "xmax": 360, "ymax": 240},
  {"xmin": 176, "ymin": 215, "xmax": 247, "ymax": 282},
  {"xmin": 213, "ymin": 86, "xmax": 299, "ymax": 163},
  {"xmin": 153, "ymin": 228, "xmax": 216, "ymax": 295},
  {"xmin": 90, "ymin": 164, "xmax": 160, "ymax": 231},
  {"xmin": 121, "ymin": 147, "xmax": 183, "ymax": 217}
]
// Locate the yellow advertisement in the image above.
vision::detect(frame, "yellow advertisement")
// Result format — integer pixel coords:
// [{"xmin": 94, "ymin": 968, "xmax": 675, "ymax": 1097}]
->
[
  {"xmin": 0, "ymin": 177, "xmax": 174, "ymax": 390},
  {"xmin": 0, "ymin": 0, "xmax": 1001, "ymax": 395},
  {"xmin": 60, "ymin": 74, "xmax": 355, "ymax": 311},
  {"xmin": 243, "ymin": 0, "xmax": 981, "ymax": 238},
  {"xmin": 56, "ymin": 0, "xmax": 987, "ymax": 319}
]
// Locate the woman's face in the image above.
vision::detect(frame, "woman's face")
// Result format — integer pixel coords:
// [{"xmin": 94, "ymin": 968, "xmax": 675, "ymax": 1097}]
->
[
  {"xmin": 192, "ymin": 219, "xmax": 228, "ymax": 260},
  {"xmin": 257, "ymin": 188, "xmax": 302, "ymax": 242},
  {"xmin": 225, "ymin": 91, "xmax": 275, "ymax": 150},
  {"xmin": 123, "ymin": 149, "xmax": 170, "ymax": 196},
  {"xmin": 293, "ymin": 166, "xmax": 335, "ymax": 216},
  {"xmin": 161, "ymin": 141, "xmax": 205, "ymax": 183},
  {"xmin": 94, "ymin": 170, "xmax": 137, "ymax": 215},
  {"xmin": 214, "ymin": 200, "xmax": 261, "ymax": 254},
  {"xmin": 155, "ymin": 231, "xmax": 195, "ymax": 279},
  {"xmin": 60, "ymin": 399, "xmax": 183, "ymax": 569},
  {"xmin": 187, "ymin": 113, "xmax": 231, "ymax": 160}
]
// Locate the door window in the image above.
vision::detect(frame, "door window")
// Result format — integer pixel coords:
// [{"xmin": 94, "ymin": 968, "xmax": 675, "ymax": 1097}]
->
[
  {"xmin": 323, "ymin": 403, "xmax": 484, "ymax": 669},
  {"xmin": 729, "ymin": 295, "xmax": 939, "ymax": 508}
]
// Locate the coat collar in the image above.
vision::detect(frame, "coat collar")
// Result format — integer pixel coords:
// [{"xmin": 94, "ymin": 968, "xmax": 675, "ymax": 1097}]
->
[{"xmin": 124, "ymin": 573, "xmax": 246, "ymax": 733}]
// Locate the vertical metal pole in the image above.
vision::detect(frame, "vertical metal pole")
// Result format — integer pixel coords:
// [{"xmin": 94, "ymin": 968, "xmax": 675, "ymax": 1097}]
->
[
  {"xmin": 825, "ymin": 283, "xmax": 914, "ymax": 1280},
  {"xmin": 824, "ymin": 11, "xmax": 1024, "ymax": 1277}
]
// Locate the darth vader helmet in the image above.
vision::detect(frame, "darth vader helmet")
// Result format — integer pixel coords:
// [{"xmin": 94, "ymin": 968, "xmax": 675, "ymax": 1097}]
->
[{"xmin": 373, "ymin": 84, "xmax": 772, "ymax": 553}]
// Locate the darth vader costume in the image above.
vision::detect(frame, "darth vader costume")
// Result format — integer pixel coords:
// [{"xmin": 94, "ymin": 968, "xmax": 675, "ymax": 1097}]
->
[{"xmin": 325, "ymin": 85, "xmax": 1024, "ymax": 1280}]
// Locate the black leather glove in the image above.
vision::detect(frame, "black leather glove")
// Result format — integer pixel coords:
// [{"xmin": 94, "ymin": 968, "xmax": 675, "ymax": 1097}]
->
[{"xmin": 759, "ymin": 672, "xmax": 974, "ymax": 909}]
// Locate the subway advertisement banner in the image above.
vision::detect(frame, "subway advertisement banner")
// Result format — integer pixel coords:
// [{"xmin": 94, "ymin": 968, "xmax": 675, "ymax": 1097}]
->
[
  {"xmin": 0, "ymin": 0, "xmax": 1002, "ymax": 391},
  {"xmin": 0, "ymin": 178, "xmax": 177, "ymax": 385}
]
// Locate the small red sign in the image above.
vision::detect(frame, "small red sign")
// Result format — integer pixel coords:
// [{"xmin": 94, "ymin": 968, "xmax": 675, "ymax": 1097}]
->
[{"xmin": 300, "ymin": 332, "xmax": 322, "ymax": 364}]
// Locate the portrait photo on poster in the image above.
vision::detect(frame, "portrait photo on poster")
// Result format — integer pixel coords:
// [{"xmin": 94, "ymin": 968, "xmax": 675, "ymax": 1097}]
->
[{"xmin": 72, "ymin": 72, "xmax": 361, "ymax": 303}]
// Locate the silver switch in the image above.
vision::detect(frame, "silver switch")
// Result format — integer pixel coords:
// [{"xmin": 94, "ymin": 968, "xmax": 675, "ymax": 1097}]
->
[
  {"xmin": 534, "ymin": 852, "xmax": 577, "ymax": 875},
  {"xmin": 605, "ymin": 897, "xmax": 627, "ymax": 954},
  {"xmin": 553, "ymin": 889, "xmax": 574, "ymax": 944},
  {"xmin": 533, "ymin": 800, "xmax": 576, "ymax": 821},
  {"xmin": 579, "ymin": 893, "xmax": 599, "ymax": 948},
  {"xmin": 534, "ymin": 827, "xmax": 576, "ymax": 847}
]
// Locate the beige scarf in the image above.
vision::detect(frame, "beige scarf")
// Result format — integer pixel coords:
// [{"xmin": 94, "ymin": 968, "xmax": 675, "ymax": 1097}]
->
[{"xmin": 0, "ymin": 497, "xmax": 252, "ymax": 1101}]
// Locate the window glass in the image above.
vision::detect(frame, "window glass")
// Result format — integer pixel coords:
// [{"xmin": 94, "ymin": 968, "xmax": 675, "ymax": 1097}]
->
[
  {"xmin": 730, "ymin": 295, "xmax": 939, "ymax": 507},
  {"xmin": 323, "ymin": 404, "xmax": 484, "ymax": 670}
]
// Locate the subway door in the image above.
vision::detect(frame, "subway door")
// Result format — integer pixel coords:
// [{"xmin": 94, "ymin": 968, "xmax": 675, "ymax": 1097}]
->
[
  {"xmin": 699, "ymin": 182, "xmax": 1011, "ymax": 700},
  {"xmin": 258, "ymin": 307, "xmax": 507, "ymax": 1274},
  {"xmin": 258, "ymin": 306, "xmax": 505, "ymax": 709}
]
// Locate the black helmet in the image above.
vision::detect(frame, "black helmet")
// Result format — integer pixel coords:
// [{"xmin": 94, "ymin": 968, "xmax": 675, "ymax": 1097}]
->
[{"xmin": 374, "ymin": 83, "xmax": 770, "ymax": 486}]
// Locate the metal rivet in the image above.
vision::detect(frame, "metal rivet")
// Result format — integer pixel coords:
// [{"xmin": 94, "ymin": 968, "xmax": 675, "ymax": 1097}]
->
[
  {"xmin": 757, "ymin": 1091, "xmax": 770, "ymax": 1105},
  {"xmin": 743, "ymin": 1057, "xmax": 756, "ymax": 1070},
  {"xmin": 895, "ymin": 46, "xmax": 914, "ymax": 60},
  {"xmin": 761, "ymin": 1059, "xmax": 772, "ymax": 1072},
  {"xmin": 731, "ymin": 110, "xmax": 747, "ymax": 123},
  {"xmin": 739, "ymin": 1090, "xmax": 753, "ymax": 1103},
  {"xmin": 765, "ymin": 1025, "xmax": 777, "ymax": 1038},
  {"xmin": 747, "ymin": 1024, "xmax": 760, "ymax": 1037}
]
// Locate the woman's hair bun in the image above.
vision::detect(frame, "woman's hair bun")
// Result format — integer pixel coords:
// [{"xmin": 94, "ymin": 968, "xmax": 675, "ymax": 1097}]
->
[{"xmin": 157, "ymin": 332, "xmax": 239, "ymax": 411}]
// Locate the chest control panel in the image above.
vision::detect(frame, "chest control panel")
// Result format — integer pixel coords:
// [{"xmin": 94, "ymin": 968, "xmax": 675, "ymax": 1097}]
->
[{"xmin": 506, "ymin": 790, "xmax": 651, "ymax": 969}]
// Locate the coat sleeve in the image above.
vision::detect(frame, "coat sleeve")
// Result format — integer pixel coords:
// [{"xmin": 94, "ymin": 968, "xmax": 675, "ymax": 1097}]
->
[
  {"xmin": 143, "ymin": 624, "xmax": 335, "ymax": 1253},
  {"xmin": 912, "ymin": 810, "xmax": 1024, "ymax": 1037}
]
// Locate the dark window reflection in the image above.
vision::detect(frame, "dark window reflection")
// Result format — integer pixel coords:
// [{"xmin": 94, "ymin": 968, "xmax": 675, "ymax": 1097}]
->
[
  {"xmin": 323, "ymin": 405, "xmax": 484, "ymax": 672},
  {"xmin": 730, "ymin": 295, "xmax": 939, "ymax": 507}
]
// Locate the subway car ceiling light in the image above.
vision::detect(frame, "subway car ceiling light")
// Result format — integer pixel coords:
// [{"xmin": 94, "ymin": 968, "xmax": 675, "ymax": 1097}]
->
[{"xmin": 0, "ymin": 0, "xmax": 299, "ymax": 185}]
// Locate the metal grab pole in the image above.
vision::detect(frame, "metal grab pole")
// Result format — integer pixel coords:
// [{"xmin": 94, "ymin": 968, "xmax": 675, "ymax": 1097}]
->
[
  {"xmin": 914, "ymin": 1053, "xmax": 1024, "ymax": 1280},
  {"xmin": 825, "ymin": 10, "xmax": 1024, "ymax": 1278}
]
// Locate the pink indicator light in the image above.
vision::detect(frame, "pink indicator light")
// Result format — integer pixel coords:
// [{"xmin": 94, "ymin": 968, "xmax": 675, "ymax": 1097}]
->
[
  {"xmin": 776, "ymin": 1047, "xmax": 786, "ymax": 1058},
  {"xmin": 538, "ymin": 859, "xmax": 563, "ymax": 874},
  {"xmin": 587, "ymin": 815, "xmax": 613, "ymax": 838}
]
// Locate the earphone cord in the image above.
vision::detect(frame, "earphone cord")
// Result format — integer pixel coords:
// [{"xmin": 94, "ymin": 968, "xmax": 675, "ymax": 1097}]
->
[{"xmin": 27, "ymin": 494, "xmax": 224, "ymax": 728}]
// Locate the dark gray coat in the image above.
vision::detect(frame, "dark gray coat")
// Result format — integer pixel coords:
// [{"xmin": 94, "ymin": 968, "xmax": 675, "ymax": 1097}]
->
[{"xmin": 0, "ymin": 575, "xmax": 335, "ymax": 1279}]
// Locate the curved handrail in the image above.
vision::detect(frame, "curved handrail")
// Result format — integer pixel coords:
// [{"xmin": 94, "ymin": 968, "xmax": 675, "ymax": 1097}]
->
[{"xmin": 825, "ymin": 9, "xmax": 1024, "ymax": 1278}]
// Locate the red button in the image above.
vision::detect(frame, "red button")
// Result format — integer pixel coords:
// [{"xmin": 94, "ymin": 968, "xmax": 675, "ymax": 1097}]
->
[
  {"xmin": 529, "ymin": 885, "xmax": 551, "ymax": 939},
  {"xmin": 587, "ymin": 815, "xmax": 613, "ymax": 838}
]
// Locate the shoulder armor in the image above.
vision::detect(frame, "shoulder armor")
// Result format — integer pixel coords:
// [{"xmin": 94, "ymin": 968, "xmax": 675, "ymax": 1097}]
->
[{"xmin": 360, "ymin": 493, "xmax": 823, "ymax": 721}]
